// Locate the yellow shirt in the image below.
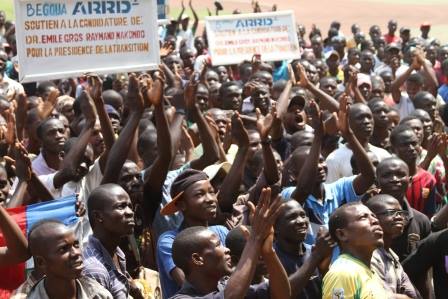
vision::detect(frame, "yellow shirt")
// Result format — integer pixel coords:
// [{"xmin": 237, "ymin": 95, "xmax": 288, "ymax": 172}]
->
[{"xmin": 323, "ymin": 254, "xmax": 388, "ymax": 299}]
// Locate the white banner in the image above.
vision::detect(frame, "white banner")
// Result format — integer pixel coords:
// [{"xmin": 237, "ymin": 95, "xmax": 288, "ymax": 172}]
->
[
  {"xmin": 14, "ymin": 0, "xmax": 160, "ymax": 83},
  {"xmin": 205, "ymin": 11, "xmax": 301, "ymax": 66}
]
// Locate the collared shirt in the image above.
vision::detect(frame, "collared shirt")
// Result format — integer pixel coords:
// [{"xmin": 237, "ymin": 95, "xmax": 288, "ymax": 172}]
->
[
  {"xmin": 273, "ymin": 242, "xmax": 321, "ymax": 299},
  {"xmin": 170, "ymin": 277, "xmax": 269, "ymax": 299},
  {"xmin": 10, "ymin": 272, "xmax": 39, "ymax": 299},
  {"xmin": 157, "ymin": 225, "xmax": 229, "ymax": 299},
  {"xmin": 31, "ymin": 152, "xmax": 57, "ymax": 176},
  {"xmin": 371, "ymin": 248, "xmax": 419, "ymax": 298},
  {"xmin": 323, "ymin": 254, "xmax": 388, "ymax": 299},
  {"xmin": 82, "ymin": 235, "xmax": 130, "ymax": 299},
  {"xmin": 281, "ymin": 176, "xmax": 361, "ymax": 244},
  {"xmin": 27, "ymin": 276, "xmax": 112, "ymax": 299}
]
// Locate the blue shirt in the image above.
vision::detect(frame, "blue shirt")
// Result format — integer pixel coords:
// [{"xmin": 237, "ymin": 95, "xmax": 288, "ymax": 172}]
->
[
  {"xmin": 438, "ymin": 84, "xmax": 448, "ymax": 103},
  {"xmin": 157, "ymin": 225, "xmax": 229, "ymax": 299},
  {"xmin": 281, "ymin": 176, "xmax": 361, "ymax": 244}
]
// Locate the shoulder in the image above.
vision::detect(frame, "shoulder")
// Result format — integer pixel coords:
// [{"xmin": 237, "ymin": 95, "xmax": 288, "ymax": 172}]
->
[{"xmin": 79, "ymin": 276, "xmax": 113, "ymax": 298}]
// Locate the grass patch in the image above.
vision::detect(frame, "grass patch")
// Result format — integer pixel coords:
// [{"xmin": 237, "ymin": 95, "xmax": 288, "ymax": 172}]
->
[{"xmin": 0, "ymin": 0, "xmax": 15, "ymax": 20}]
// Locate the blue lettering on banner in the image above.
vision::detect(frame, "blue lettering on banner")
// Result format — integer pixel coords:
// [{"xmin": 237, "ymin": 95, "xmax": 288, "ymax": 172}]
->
[
  {"xmin": 235, "ymin": 18, "xmax": 273, "ymax": 28},
  {"xmin": 72, "ymin": 1, "xmax": 138, "ymax": 15},
  {"xmin": 26, "ymin": 3, "xmax": 67, "ymax": 17}
]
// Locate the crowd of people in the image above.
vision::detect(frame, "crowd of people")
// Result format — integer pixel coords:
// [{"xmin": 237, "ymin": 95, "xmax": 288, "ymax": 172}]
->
[{"xmin": 1, "ymin": 1, "xmax": 448, "ymax": 298}]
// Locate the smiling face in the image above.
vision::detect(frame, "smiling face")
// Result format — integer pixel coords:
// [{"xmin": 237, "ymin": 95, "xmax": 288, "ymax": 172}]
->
[
  {"xmin": 275, "ymin": 200, "xmax": 309, "ymax": 244},
  {"xmin": 35, "ymin": 225, "xmax": 83, "ymax": 280},
  {"xmin": 373, "ymin": 198, "xmax": 407, "ymax": 240},
  {"xmin": 178, "ymin": 180, "xmax": 218, "ymax": 223}
]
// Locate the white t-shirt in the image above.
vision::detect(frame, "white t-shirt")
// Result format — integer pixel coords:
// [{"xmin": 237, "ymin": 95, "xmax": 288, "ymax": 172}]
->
[
  {"xmin": 394, "ymin": 92, "xmax": 415, "ymax": 119},
  {"xmin": 37, "ymin": 159, "xmax": 103, "ymax": 244},
  {"xmin": 325, "ymin": 143, "xmax": 391, "ymax": 183}
]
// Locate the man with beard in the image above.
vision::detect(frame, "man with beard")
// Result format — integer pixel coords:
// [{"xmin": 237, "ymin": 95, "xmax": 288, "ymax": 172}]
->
[
  {"xmin": 366, "ymin": 195, "xmax": 419, "ymax": 298},
  {"xmin": 281, "ymin": 99, "xmax": 375, "ymax": 244},
  {"xmin": 28, "ymin": 220, "xmax": 112, "ymax": 298},
  {"xmin": 323, "ymin": 202, "xmax": 387, "ymax": 299}
]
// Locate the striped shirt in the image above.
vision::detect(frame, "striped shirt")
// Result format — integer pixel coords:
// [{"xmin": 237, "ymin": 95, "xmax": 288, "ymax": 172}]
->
[{"xmin": 82, "ymin": 235, "xmax": 130, "ymax": 299}]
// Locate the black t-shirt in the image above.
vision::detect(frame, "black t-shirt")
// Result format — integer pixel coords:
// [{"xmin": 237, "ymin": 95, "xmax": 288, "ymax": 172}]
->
[
  {"xmin": 402, "ymin": 229, "xmax": 448, "ymax": 299},
  {"xmin": 391, "ymin": 199, "xmax": 431, "ymax": 261},
  {"xmin": 273, "ymin": 242, "xmax": 322, "ymax": 299}
]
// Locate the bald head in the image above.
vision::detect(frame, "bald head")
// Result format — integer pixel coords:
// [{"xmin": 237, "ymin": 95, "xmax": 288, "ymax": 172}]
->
[
  {"xmin": 102, "ymin": 89, "xmax": 123, "ymax": 114},
  {"xmin": 365, "ymin": 194, "xmax": 399, "ymax": 214},
  {"xmin": 87, "ymin": 183, "xmax": 128, "ymax": 226},
  {"xmin": 29, "ymin": 220, "xmax": 68, "ymax": 256}
]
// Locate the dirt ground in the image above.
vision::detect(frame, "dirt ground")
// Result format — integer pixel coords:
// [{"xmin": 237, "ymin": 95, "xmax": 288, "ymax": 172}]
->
[{"xmin": 169, "ymin": 0, "xmax": 448, "ymax": 43}]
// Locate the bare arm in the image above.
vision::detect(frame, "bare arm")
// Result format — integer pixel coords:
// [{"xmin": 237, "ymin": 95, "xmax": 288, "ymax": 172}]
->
[
  {"xmin": 296, "ymin": 63, "xmax": 340, "ymax": 113},
  {"xmin": 189, "ymin": 0, "xmax": 199, "ymax": 34},
  {"xmin": 391, "ymin": 59, "xmax": 419, "ymax": 104},
  {"xmin": 101, "ymin": 75, "xmax": 144, "ymax": 184},
  {"xmin": 225, "ymin": 189, "xmax": 283, "ymax": 299},
  {"xmin": 0, "ymin": 205, "xmax": 30, "ymax": 265},
  {"xmin": 53, "ymin": 92, "xmax": 96, "ymax": 188},
  {"xmin": 294, "ymin": 101, "xmax": 323, "ymax": 204},
  {"xmin": 217, "ymin": 113, "xmax": 249, "ymax": 212},
  {"xmin": 257, "ymin": 108, "xmax": 280, "ymax": 185},
  {"xmin": 87, "ymin": 75, "xmax": 115, "ymax": 171},
  {"xmin": 339, "ymin": 95, "xmax": 375, "ymax": 194}
]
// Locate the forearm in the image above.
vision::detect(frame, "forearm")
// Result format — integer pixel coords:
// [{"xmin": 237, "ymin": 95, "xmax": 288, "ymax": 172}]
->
[
  {"xmin": 422, "ymin": 63, "xmax": 438, "ymax": 96},
  {"xmin": 419, "ymin": 153, "xmax": 435, "ymax": 170},
  {"xmin": 289, "ymin": 253, "xmax": 322, "ymax": 299},
  {"xmin": 102, "ymin": 112, "xmax": 141, "ymax": 184},
  {"xmin": 307, "ymin": 83, "xmax": 340, "ymax": 113},
  {"xmin": 161, "ymin": 63, "xmax": 176, "ymax": 88},
  {"xmin": 55, "ymin": 125, "xmax": 94, "ymax": 188},
  {"xmin": 225, "ymin": 238, "xmax": 261, "ymax": 299},
  {"xmin": 154, "ymin": 103, "xmax": 173, "ymax": 167},
  {"xmin": 94, "ymin": 98, "xmax": 115, "ymax": 149},
  {"xmin": 391, "ymin": 67, "xmax": 413, "ymax": 102},
  {"xmin": 191, "ymin": 106, "xmax": 219, "ymax": 169},
  {"xmin": 0, "ymin": 205, "xmax": 29, "ymax": 264},
  {"xmin": 352, "ymin": 86, "xmax": 367, "ymax": 104},
  {"xmin": 170, "ymin": 113, "xmax": 185, "ymax": 161},
  {"xmin": 276, "ymin": 81, "xmax": 292, "ymax": 118},
  {"xmin": 218, "ymin": 145, "xmax": 248, "ymax": 212},
  {"xmin": 26, "ymin": 174, "xmax": 54, "ymax": 203},
  {"xmin": 262, "ymin": 143, "xmax": 279, "ymax": 185},
  {"xmin": 263, "ymin": 250, "xmax": 290, "ymax": 299},
  {"xmin": 5, "ymin": 180, "xmax": 28, "ymax": 208},
  {"xmin": 295, "ymin": 132, "xmax": 322, "ymax": 202},
  {"xmin": 346, "ymin": 133, "xmax": 375, "ymax": 184}
]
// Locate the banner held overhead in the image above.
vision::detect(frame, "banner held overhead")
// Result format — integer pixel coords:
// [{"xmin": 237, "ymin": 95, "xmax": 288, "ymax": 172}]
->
[
  {"xmin": 205, "ymin": 10, "xmax": 301, "ymax": 66},
  {"xmin": 14, "ymin": 0, "xmax": 160, "ymax": 83}
]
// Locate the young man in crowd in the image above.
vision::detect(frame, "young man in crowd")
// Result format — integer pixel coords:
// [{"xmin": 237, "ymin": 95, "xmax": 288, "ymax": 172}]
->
[
  {"xmin": 170, "ymin": 188, "xmax": 290, "ymax": 299},
  {"xmin": 27, "ymin": 220, "xmax": 112, "ymax": 298},
  {"xmin": 366, "ymin": 194, "xmax": 420, "ymax": 298},
  {"xmin": 323, "ymin": 202, "xmax": 387, "ymax": 298}
]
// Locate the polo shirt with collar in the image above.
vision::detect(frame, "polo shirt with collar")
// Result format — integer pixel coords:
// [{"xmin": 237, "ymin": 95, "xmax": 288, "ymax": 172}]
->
[
  {"xmin": 281, "ymin": 176, "xmax": 361, "ymax": 244},
  {"xmin": 82, "ymin": 235, "xmax": 130, "ymax": 299}
]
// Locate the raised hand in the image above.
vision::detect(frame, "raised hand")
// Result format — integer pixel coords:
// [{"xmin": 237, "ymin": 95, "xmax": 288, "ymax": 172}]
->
[
  {"xmin": 141, "ymin": 67, "xmax": 166, "ymax": 107},
  {"xmin": 231, "ymin": 111, "xmax": 249, "ymax": 147},
  {"xmin": 250, "ymin": 188, "xmax": 283, "ymax": 243},
  {"xmin": 79, "ymin": 91, "xmax": 96, "ymax": 126},
  {"xmin": 287, "ymin": 64, "xmax": 297, "ymax": 84},
  {"xmin": 86, "ymin": 73, "xmax": 103, "ymax": 102},
  {"xmin": 4, "ymin": 110, "xmax": 16, "ymax": 145},
  {"xmin": 338, "ymin": 93, "xmax": 353, "ymax": 138},
  {"xmin": 11, "ymin": 142, "xmax": 32, "ymax": 182},
  {"xmin": 127, "ymin": 74, "xmax": 145, "ymax": 113},
  {"xmin": 308, "ymin": 100, "xmax": 324, "ymax": 135},
  {"xmin": 256, "ymin": 107, "xmax": 274, "ymax": 140},
  {"xmin": 313, "ymin": 227, "xmax": 336, "ymax": 260},
  {"xmin": 296, "ymin": 63, "xmax": 310, "ymax": 88},
  {"xmin": 185, "ymin": 73, "xmax": 199, "ymax": 110},
  {"xmin": 160, "ymin": 42, "xmax": 174, "ymax": 58}
]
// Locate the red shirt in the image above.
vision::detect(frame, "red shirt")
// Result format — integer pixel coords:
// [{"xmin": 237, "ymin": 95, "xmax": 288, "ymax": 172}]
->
[
  {"xmin": 384, "ymin": 34, "xmax": 401, "ymax": 44},
  {"xmin": 406, "ymin": 168, "xmax": 437, "ymax": 217}
]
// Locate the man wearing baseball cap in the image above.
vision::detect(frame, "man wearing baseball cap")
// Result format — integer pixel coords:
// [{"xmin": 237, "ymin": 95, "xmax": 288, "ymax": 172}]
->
[{"xmin": 156, "ymin": 169, "xmax": 229, "ymax": 299}]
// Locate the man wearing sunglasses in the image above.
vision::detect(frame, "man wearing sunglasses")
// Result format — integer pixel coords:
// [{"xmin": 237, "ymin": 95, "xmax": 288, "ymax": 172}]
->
[{"xmin": 366, "ymin": 194, "xmax": 420, "ymax": 298}]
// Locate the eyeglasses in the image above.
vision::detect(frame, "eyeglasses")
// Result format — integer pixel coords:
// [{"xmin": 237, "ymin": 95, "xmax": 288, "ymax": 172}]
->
[{"xmin": 376, "ymin": 209, "xmax": 409, "ymax": 218}]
